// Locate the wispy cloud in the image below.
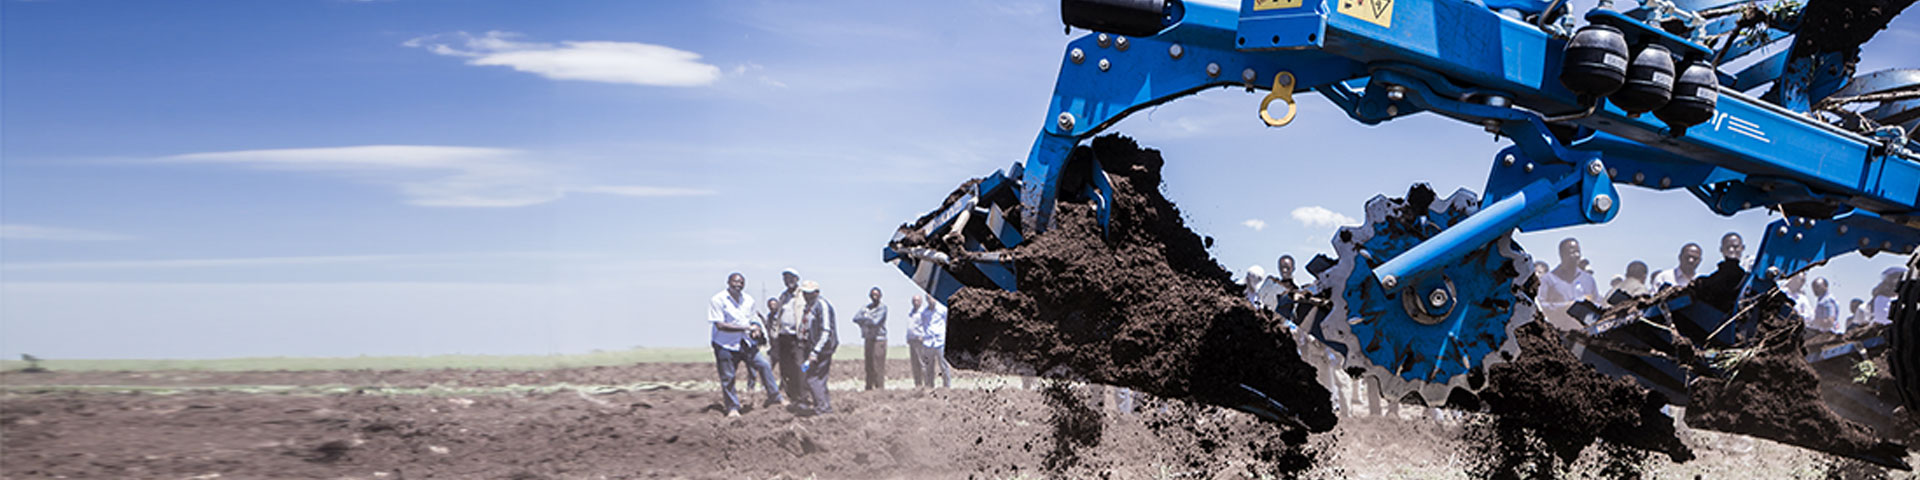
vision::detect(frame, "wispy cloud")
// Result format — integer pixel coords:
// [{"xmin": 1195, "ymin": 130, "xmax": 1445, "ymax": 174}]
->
[
  {"xmin": 160, "ymin": 145, "xmax": 712, "ymax": 207},
  {"xmin": 1, "ymin": 251, "xmax": 579, "ymax": 271},
  {"xmin": 1241, "ymin": 219, "xmax": 1267, "ymax": 231},
  {"xmin": 0, "ymin": 224, "xmax": 133, "ymax": 242},
  {"xmin": 404, "ymin": 31, "xmax": 721, "ymax": 87},
  {"xmin": 1290, "ymin": 206, "xmax": 1358, "ymax": 229}
]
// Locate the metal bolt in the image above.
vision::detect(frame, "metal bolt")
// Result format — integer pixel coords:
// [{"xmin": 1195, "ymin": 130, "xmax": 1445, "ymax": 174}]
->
[
  {"xmin": 1587, "ymin": 160, "xmax": 1605, "ymax": 176},
  {"xmin": 1885, "ymin": 241, "xmax": 1894, "ymax": 250},
  {"xmin": 1839, "ymin": 225, "xmax": 1849, "ymax": 235},
  {"xmin": 1524, "ymin": 162, "xmax": 1535, "ymax": 173},
  {"xmin": 1767, "ymin": 266, "xmax": 1783, "ymax": 279},
  {"xmin": 1660, "ymin": 177, "xmax": 1672, "ymax": 188},
  {"xmin": 1115, "ymin": 36, "xmax": 1130, "ymax": 51},
  {"xmin": 1607, "ymin": 167, "xmax": 1617, "ymax": 178},
  {"xmin": 1206, "ymin": 62, "xmax": 1221, "ymax": 77},
  {"xmin": 1168, "ymin": 43, "xmax": 1184, "ymax": 59},
  {"xmin": 1097, "ymin": 33, "xmax": 1111, "ymax": 48},
  {"xmin": 1382, "ymin": 275, "xmax": 1399, "ymax": 289},
  {"xmin": 1057, "ymin": 112, "xmax": 1076, "ymax": 131},
  {"xmin": 1778, "ymin": 225, "xmax": 1790, "ymax": 236},
  {"xmin": 1861, "ymin": 237, "xmax": 1872, "ymax": 247},
  {"xmin": 1593, "ymin": 194, "xmax": 1614, "ymax": 214},
  {"xmin": 1502, "ymin": 154, "xmax": 1516, "ymax": 166},
  {"xmin": 1795, "ymin": 233, "xmax": 1804, "ymax": 242},
  {"xmin": 1428, "ymin": 289, "xmax": 1450, "ymax": 308},
  {"xmin": 1484, "ymin": 95, "xmax": 1511, "ymax": 108},
  {"xmin": 1098, "ymin": 58, "xmax": 1111, "ymax": 71},
  {"xmin": 1634, "ymin": 172, "xmax": 1646, "ymax": 184},
  {"xmin": 1387, "ymin": 105, "xmax": 1399, "ymax": 116},
  {"xmin": 1742, "ymin": 202, "xmax": 1753, "ymax": 209},
  {"xmin": 1482, "ymin": 119, "xmax": 1502, "ymax": 133},
  {"xmin": 1242, "ymin": 67, "xmax": 1257, "ymax": 83},
  {"xmin": 1386, "ymin": 85, "xmax": 1406, "ymax": 101},
  {"xmin": 1070, "ymin": 48, "xmax": 1085, "ymax": 64}
]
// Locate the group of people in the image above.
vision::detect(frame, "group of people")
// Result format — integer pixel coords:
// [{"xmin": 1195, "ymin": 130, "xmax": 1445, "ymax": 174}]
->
[
  {"xmin": 706, "ymin": 269, "xmax": 956, "ymax": 418},
  {"xmin": 1235, "ymin": 232, "xmax": 1911, "ymax": 417},
  {"xmin": 1529, "ymin": 232, "xmax": 1908, "ymax": 336}
]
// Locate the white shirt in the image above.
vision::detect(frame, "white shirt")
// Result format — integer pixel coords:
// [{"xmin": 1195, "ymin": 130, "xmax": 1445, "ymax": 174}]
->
[
  {"xmin": 1789, "ymin": 291, "xmax": 1813, "ymax": 320},
  {"xmin": 1810, "ymin": 295, "xmax": 1844, "ymax": 335},
  {"xmin": 709, "ymin": 290, "xmax": 756, "ymax": 351},
  {"xmin": 1870, "ymin": 295, "xmax": 1895, "ymax": 325},
  {"xmin": 1650, "ymin": 268, "xmax": 1693, "ymax": 292},
  {"xmin": 913, "ymin": 302, "xmax": 948, "ymax": 349}
]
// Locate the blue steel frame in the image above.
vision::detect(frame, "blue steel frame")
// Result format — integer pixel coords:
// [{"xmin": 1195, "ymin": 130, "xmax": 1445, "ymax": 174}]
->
[{"xmin": 1007, "ymin": 0, "xmax": 1917, "ymax": 306}]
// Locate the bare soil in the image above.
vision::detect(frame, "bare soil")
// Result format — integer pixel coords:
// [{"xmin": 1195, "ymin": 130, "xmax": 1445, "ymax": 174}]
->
[{"xmin": 2, "ymin": 363, "xmax": 1906, "ymax": 479}]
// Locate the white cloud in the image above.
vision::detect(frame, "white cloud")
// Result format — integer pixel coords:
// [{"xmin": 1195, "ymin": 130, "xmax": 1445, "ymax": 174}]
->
[
  {"xmin": 1241, "ymin": 219, "xmax": 1267, "ymax": 231},
  {"xmin": 0, "ymin": 224, "xmax": 133, "ymax": 242},
  {"xmin": 161, "ymin": 145, "xmax": 712, "ymax": 207},
  {"xmin": 404, "ymin": 31, "xmax": 721, "ymax": 87},
  {"xmin": 1290, "ymin": 206, "xmax": 1358, "ymax": 229}
]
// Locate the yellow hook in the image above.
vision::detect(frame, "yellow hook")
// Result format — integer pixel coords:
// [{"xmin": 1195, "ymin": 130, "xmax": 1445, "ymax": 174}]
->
[{"xmin": 1260, "ymin": 71, "xmax": 1298, "ymax": 127}]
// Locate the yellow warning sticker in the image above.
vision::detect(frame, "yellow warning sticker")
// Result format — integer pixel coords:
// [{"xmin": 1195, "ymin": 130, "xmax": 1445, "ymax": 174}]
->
[
  {"xmin": 1254, "ymin": 0, "xmax": 1303, "ymax": 10},
  {"xmin": 1338, "ymin": 0, "xmax": 1393, "ymax": 27}
]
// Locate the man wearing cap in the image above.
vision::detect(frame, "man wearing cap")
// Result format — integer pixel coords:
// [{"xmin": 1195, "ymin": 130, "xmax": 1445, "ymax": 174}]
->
[
  {"xmin": 795, "ymin": 280, "xmax": 839, "ymax": 415},
  {"xmin": 770, "ymin": 269, "xmax": 810, "ymax": 408},
  {"xmin": 850, "ymin": 286, "xmax": 890, "ymax": 391},
  {"xmin": 709, "ymin": 272, "xmax": 780, "ymax": 417}
]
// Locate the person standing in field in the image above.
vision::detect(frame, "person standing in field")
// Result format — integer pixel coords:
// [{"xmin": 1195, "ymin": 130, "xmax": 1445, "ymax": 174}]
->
[
  {"xmin": 1539, "ymin": 237, "xmax": 1599, "ymax": 329},
  {"xmin": 771, "ymin": 269, "xmax": 811, "ymax": 410},
  {"xmin": 850, "ymin": 286, "xmax": 890, "ymax": 391},
  {"xmin": 907, "ymin": 295, "xmax": 929, "ymax": 388},
  {"xmin": 795, "ymin": 280, "xmax": 839, "ymax": 415},
  {"xmin": 911, "ymin": 294, "xmax": 953, "ymax": 388},
  {"xmin": 709, "ymin": 272, "xmax": 780, "ymax": 417},
  {"xmin": 1650, "ymin": 243, "xmax": 1704, "ymax": 293}
]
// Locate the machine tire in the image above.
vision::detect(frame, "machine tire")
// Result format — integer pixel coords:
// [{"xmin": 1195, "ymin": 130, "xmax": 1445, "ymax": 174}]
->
[{"xmin": 1890, "ymin": 259, "xmax": 1920, "ymax": 413}]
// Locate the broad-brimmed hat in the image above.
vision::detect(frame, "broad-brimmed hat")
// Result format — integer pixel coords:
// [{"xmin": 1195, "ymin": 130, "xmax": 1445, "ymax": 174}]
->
[{"xmin": 800, "ymin": 280, "xmax": 821, "ymax": 293}]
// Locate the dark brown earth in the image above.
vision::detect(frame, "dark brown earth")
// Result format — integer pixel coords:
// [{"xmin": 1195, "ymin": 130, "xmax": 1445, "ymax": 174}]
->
[
  {"xmin": 1685, "ymin": 291, "xmax": 1910, "ymax": 468},
  {"xmin": 1466, "ymin": 321, "xmax": 1693, "ymax": 479},
  {"xmin": 939, "ymin": 135, "xmax": 1335, "ymax": 437}
]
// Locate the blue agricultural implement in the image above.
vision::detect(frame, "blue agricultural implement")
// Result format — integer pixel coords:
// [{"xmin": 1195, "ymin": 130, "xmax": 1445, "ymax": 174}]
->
[{"xmin": 885, "ymin": 0, "xmax": 1919, "ymax": 468}]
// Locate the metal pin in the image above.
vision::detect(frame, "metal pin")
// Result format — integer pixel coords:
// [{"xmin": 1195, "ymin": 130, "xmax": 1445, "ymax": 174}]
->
[
  {"xmin": 1502, "ymin": 154, "xmax": 1516, "ymax": 166},
  {"xmin": 1098, "ymin": 58, "xmax": 1111, "ymax": 71},
  {"xmin": 1097, "ymin": 33, "xmax": 1111, "ymax": 48},
  {"xmin": 1587, "ymin": 160, "xmax": 1604, "ymax": 176},
  {"xmin": 1634, "ymin": 172, "xmax": 1646, "ymax": 184},
  {"xmin": 1168, "ymin": 43, "xmax": 1184, "ymax": 59},
  {"xmin": 1660, "ymin": 177, "xmax": 1672, "ymax": 188},
  {"xmin": 1382, "ymin": 275, "xmax": 1399, "ymax": 289},
  {"xmin": 1242, "ymin": 67, "xmax": 1257, "ymax": 83},
  {"xmin": 1070, "ymin": 48, "xmax": 1085, "ymax": 64},
  {"xmin": 1057, "ymin": 112, "xmax": 1076, "ymax": 131},
  {"xmin": 1115, "ymin": 36, "xmax": 1130, "ymax": 51},
  {"xmin": 1206, "ymin": 62, "xmax": 1221, "ymax": 77},
  {"xmin": 1524, "ymin": 163, "xmax": 1535, "ymax": 173},
  {"xmin": 1387, "ymin": 105, "xmax": 1399, "ymax": 116},
  {"xmin": 1778, "ymin": 226, "xmax": 1789, "ymax": 236}
]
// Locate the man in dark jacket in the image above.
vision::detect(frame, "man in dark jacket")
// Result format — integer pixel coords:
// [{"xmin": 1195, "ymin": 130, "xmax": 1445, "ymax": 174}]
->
[{"xmin": 796, "ymin": 280, "xmax": 839, "ymax": 416}]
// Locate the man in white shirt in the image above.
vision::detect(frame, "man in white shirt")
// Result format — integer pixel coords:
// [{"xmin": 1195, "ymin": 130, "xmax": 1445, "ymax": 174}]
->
[
  {"xmin": 910, "ymin": 295, "xmax": 953, "ymax": 388},
  {"xmin": 1649, "ymin": 243, "xmax": 1703, "ymax": 293},
  {"xmin": 709, "ymin": 272, "xmax": 780, "ymax": 417},
  {"xmin": 1539, "ymin": 237, "xmax": 1599, "ymax": 330},
  {"xmin": 1809, "ymin": 277, "xmax": 1845, "ymax": 336}
]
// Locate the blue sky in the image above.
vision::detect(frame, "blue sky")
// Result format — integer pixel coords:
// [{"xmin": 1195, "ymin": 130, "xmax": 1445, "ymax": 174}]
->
[{"xmin": 2, "ymin": 0, "xmax": 1914, "ymax": 359}]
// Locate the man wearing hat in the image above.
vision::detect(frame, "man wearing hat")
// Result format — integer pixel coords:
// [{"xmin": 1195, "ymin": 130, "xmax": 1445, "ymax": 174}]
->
[{"xmin": 796, "ymin": 280, "xmax": 839, "ymax": 415}]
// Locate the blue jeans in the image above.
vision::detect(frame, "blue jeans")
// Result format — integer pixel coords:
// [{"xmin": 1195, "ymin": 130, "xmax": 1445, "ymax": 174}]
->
[{"xmin": 713, "ymin": 343, "xmax": 780, "ymax": 413}]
